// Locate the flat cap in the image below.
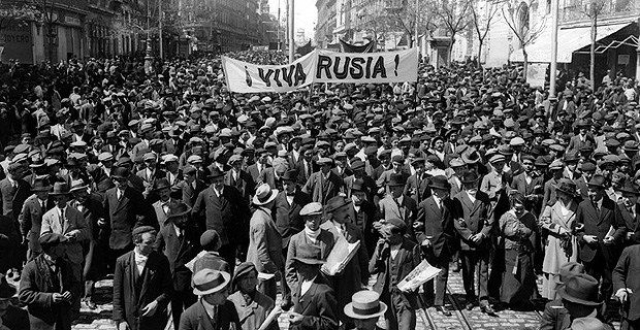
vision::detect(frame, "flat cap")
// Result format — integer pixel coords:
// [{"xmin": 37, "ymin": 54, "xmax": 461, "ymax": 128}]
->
[{"xmin": 300, "ymin": 202, "xmax": 323, "ymax": 216}]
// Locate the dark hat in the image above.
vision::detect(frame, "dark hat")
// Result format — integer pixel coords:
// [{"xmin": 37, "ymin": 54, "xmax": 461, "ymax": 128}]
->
[
  {"xmin": 461, "ymin": 170, "xmax": 479, "ymax": 184},
  {"xmin": 207, "ymin": 167, "xmax": 225, "ymax": 179},
  {"xmin": 50, "ymin": 182, "xmax": 70, "ymax": 196},
  {"xmin": 388, "ymin": 173, "xmax": 406, "ymax": 187},
  {"xmin": 232, "ymin": 262, "xmax": 258, "ymax": 289},
  {"xmin": 167, "ymin": 201, "xmax": 191, "ymax": 219},
  {"xmin": 351, "ymin": 160, "xmax": 365, "ymax": 171},
  {"xmin": 282, "ymin": 169, "xmax": 298, "ymax": 182},
  {"xmin": 554, "ymin": 178, "xmax": 578, "ymax": 196},
  {"xmin": 581, "ymin": 161, "xmax": 597, "ymax": 172},
  {"xmin": 558, "ymin": 262, "xmax": 585, "ymax": 284},
  {"xmin": 557, "ymin": 273, "xmax": 602, "ymax": 306},
  {"xmin": 351, "ymin": 179, "xmax": 368, "ymax": 192},
  {"xmin": 0, "ymin": 275, "xmax": 17, "ymax": 299},
  {"xmin": 31, "ymin": 178, "xmax": 52, "ymax": 192},
  {"xmin": 619, "ymin": 181, "xmax": 639, "ymax": 195},
  {"xmin": 428, "ymin": 175, "xmax": 450, "ymax": 190},
  {"xmin": 38, "ymin": 232, "xmax": 65, "ymax": 249},
  {"xmin": 385, "ymin": 217, "xmax": 407, "ymax": 233},
  {"xmin": 200, "ymin": 230, "xmax": 221, "ymax": 250},
  {"xmin": 132, "ymin": 225, "xmax": 156, "ymax": 237},
  {"xmin": 587, "ymin": 174, "xmax": 605, "ymax": 188},
  {"xmin": 153, "ymin": 178, "xmax": 172, "ymax": 191},
  {"xmin": 111, "ymin": 166, "xmax": 130, "ymax": 179},
  {"xmin": 325, "ymin": 196, "xmax": 350, "ymax": 213}
]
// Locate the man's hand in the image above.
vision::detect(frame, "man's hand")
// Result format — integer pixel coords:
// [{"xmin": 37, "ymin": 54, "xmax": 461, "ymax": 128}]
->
[
  {"xmin": 289, "ymin": 311, "xmax": 304, "ymax": 324},
  {"xmin": 471, "ymin": 233, "xmax": 483, "ymax": 244},
  {"xmin": 52, "ymin": 293, "xmax": 65, "ymax": 304},
  {"xmin": 582, "ymin": 235, "xmax": 598, "ymax": 245},
  {"xmin": 140, "ymin": 300, "xmax": 159, "ymax": 317},
  {"xmin": 421, "ymin": 239, "xmax": 432, "ymax": 248},
  {"xmin": 626, "ymin": 232, "xmax": 635, "ymax": 241},
  {"xmin": 117, "ymin": 322, "xmax": 130, "ymax": 330},
  {"xmin": 616, "ymin": 289, "xmax": 631, "ymax": 304},
  {"xmin": 603, "ymin": 236, "xmax": 614, "ymax": 245}
]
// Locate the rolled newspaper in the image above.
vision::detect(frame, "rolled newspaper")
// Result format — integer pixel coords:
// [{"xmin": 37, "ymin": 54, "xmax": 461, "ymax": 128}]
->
[{"xmin": 257, "ymin": 305, "xmax": 283, "ymax": 330}]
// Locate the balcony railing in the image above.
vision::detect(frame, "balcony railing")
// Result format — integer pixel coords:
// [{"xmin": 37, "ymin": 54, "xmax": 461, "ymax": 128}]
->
[{"xmin": 561, "ymin": 3, "xmax": 640, "ymax": 25}]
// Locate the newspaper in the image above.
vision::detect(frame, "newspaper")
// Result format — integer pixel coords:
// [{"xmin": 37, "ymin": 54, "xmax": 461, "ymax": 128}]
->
[
  {"xmin": 321, "ymin": 238, "xmax": 361, "ymax": 276},
  {"xmin": 397, "ymin": 260, "xmax": 442, "ymax": 292},
  {"xmin": 185, "ymin": 251, "xmax": 207, "ymax": 272}
]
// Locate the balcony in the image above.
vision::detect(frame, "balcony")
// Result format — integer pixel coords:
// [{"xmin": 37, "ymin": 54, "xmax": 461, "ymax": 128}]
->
[{"xmin": 560, "ymin": 1, "xmax": 640, "ymax": 26}]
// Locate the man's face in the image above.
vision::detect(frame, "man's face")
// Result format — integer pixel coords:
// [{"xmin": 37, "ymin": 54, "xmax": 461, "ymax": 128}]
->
[
  {"xmin": 258, "ymin": 153, "xmax": 269, "ymax": 164},
  {"xmin": 136, "ymin": 232, "xmax": 156, "ymax": 255},
  {"xmin": 203, "ymin": 287, "xmax": 229, "ymax": 305},
  {"xmin": 432, "ymin": 188, "xmax": 449, "ymax": 199},
  {"xmin": 587, "ymin": 186, "xmax": 604, "ymax": 202},
  {"xmin": 158, "ymin": 187, "xmax": 171, "ymax": 201},
  {"xmin": 390, "ymin": 185, "xmax": 404, "ymax": 198},
  {"xmin": 73, "ymin": 189, "xmax": 89, "ymax": 204},
  {"xmin": 212, "ymin": 176, "xmax": 224, "ymax": 190},
  {"xmin": 166, "ymin": 161, "xmax": 179, "ymax": 173},
  {"xmin": 113, "ymin": 176, "xmax": 127, "ymax": 189},
  {"xmin": 53, "ymin": 194, "xmax": 68, "ymax": 208},
  {"xmin": 305, "ymin": 215, "xmax": 322, "ymax": 231},
  {"xmin": 283, "ymin": 179, "xmax": 296, "ymax": 194},
  {"xmin": 332, "ymin": 206, "xmax": 351, "ymax": 224},
  {"xmin": 522, "ymin": 160, "xmax": 534, "ymax": 173},
  {"xmin": 492, "ymin": 161, "xmax": 505, "ymax": 172},
  {"xmin": 352, "ymin": 191, "xmax": 366, "ymax": 205},
  {"xmin": 173, "ymin": 215, "xmax": 188, "ymax": 228},
  {"xmin": 237, "ymin": 271, "xmax": 258, "ymax": 294}
]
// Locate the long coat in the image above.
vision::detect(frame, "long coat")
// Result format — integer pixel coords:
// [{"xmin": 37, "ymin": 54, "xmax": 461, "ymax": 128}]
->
[
  {"xmin": 285, "ymin": 230, "xmax": 335, "ymax": 302},
  {"xmin": 575, "ymin": 197, "xmax": 626, "ymax": 265},
  {"xmin": 177, "ymin": 179, "xmax": 206, "ymax": 208},
  {"xmin": 19, "ymin": 255, "xmax": 79, "ymax": 330},
  {"xmin": 452, "ymin": 190, "xmax": 494, "ymax": 251},
  {"xmin": 178, "ymin": 300, "xmax": 241, "ymax": 330},
  {"xmin": 290, "ymin": 277, "xmax": 339, "ymax": 330},
  {"xmin": 228, "ymin": 290, "xmax": 278, "ymax": 330},
  {"xmin": 302, "ymin": 171, "xmax": 344, "ymax": 204},
  {"xmin": 112, "ymin": 251, "xmax": 173, "ymax": 330},
  {"xmin": 404, "ymin": 173, "xmax": 431, "ymax": 204},
  {"xmin": 40, "ymin": 206, "xmax": 91, "ymax": 265},
  {"xmin": 0, "ymin": 214, "xmax": 21, "ymax": 273},
  {"xmin": 103, "ymin": 186, "xmax": 156, "ymax": 250},
  {"xmin": 274, "ymin": 189, "xmax": 311, "ymax": 249},
  {"xmin": 18, "ymin": 195, "xmax": 52, "ymax": 260},
  {"xmin": 614, "ymin": 244, "xmax": 640, "ymax": 322},
  {"xmin": 0, "ymin": 177, "xmax": 31, "ymax": 222},
  {"xmin": 617, "ymin": 202, "xmax": 640, "ymax": 246},
  {"xmin": 155, "ymin": 222, "xmax": 200, "ymax": 293},
  {"xmin": 416, "ymin": 196, "xmax": 457, "ymax": 259},
  {"xmin": 246, "ymin": 208, "xmax": 284, "ymax": 274},
  {"xmin": 540, "ymin": 201, "xmax": 579, "ymax": 275},
  {"xmin": 224, "ymin": 169, "xmax": 256, "ymax": 199},
  {"xmin": 192, "ymin": 185, "xmax": 250, "ymax": 247}
]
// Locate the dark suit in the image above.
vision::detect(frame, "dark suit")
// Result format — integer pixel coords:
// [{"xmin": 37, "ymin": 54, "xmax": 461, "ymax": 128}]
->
[
  {"xmin": 303, "ymin": 171, "xmax": 344, "ymax": 204},
  {"xmin": 0, "ymin": 214, "xmax": 21, "ymax": 273},
  {"xmin": 286, "ymin": 230, "xmax": 335, "ymax": 302},
  {"xmin": 404, "ymin": 173, "xmax": 431, "ymax": 204},
  {"xmin": 104, "ymin": 187, "xmax": 156, "ymax": 251},
  {"xmin": 344, "ymin": 175, "xmax": 377, "ymax": 201},
  {"xmin": 177, "ymin": 179, "xmax": 206, "ymax": 207},
  {"xmin": 156, "ymin": 222, "xmax": 200, "ymax": 329},
  {"xmin": 0, "ymin": 177, "xmax": 31, "ymax": 223},
  {"xmin": 452, "ymin": 190, "xmax": 494, "ymax": 301},
  {"xmin": 192, "ymin": 185, "xmax": 250, "ymax": 273},
  {"xmin": 19, "ymin": 255, "xmax": 79, "ymax": 330},
  {"xmin": 247, "ymin": 163, "xmax": 271, "ymax": 184},
  {"xmin": 295, "ymin": 159, "xmax": 316, "ymax": 186},
  {"xmin": 349, "ymin": 200, "xmax": 380, "ymax": 259},
  {"xmin": 614, "ymin": 244, "xmax": 640, "ymax": 324},
  {"xmin": 416, "ymin": 195, "xmax": 456, "ymax": 306},
  {"xmin": 618, "ymin": 202, "xmax": 640, "ymax": 246},
  {"xmin": 274, "ymin": 189, "xmax": 312, "ymax": 249},
  {"xmin": 290, "ymin": 276, "xmax": 339, "ymax": 330},
  {"xmin": 378, "ymin": 195, "xmax": 417, "ymax": 240},
  {"xmin": 257, "ymin": 167, "xmax": 283, "ymax": 191},
  {"xmin": 575, "ymin": 196, "xmax": 626, "ymax": 300},
  {"xmin": 112, "ymin": 251, "xmax": 173, "ymax": 330},
  {"xmin": 224, "ymin": 168, "xmax": 256, "ymax": 200},
  {"xmin": 178, "ymin": 300, "xmax": 241, "ymax": 330},
  {"xmin": 18, "ymin": 196, "xmax": 53, "ymax": 261},
  {"xmin": 369, "ymin": 238, "xmax": 421, "ymax": 330}
]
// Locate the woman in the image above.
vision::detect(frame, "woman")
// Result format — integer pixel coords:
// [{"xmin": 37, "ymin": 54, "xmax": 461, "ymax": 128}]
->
[
  {"xmin": 493, "ymin": 192, "xmax": 538, "ymax": 309},
  {"xmin": 540, "ymin": 178, "xmax": 579, "ymax": 300},
  {"xmin": 228, "ymin": 262, "xmax": 279, "ymax": 330}
]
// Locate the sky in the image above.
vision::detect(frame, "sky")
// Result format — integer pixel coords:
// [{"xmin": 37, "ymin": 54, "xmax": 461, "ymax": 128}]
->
[{"xmin": 268, "ymin": 0, "xmax": 317, "ymax": 42}]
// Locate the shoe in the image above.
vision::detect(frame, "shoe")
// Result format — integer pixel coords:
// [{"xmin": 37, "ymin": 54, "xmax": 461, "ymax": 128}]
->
[
  {"xmin": 480, "ymin": 301, "xmax": 496, "ymax": 316},
  {"xmin": 435, "ymin": 305, "xmax": 452, "ymax": 316},
  {"xmin": 281, "ymin": 297, "xmax": 293, "ymax": 311}
]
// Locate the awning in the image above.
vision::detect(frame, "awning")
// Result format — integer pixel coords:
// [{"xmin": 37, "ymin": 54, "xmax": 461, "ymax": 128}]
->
[{"xmin": 511, "ymin": 22, "xmax": 632, "ymax": 63}]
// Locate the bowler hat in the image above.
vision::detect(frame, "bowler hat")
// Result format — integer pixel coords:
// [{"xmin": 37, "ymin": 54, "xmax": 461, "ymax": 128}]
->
[
  {"xmin": 111, "ymin": 166, "xmax": 129, "ymax": 179},
  {"xmin": 587, "ymin": 175, "xmax": 605, "ymax": 189},
  {"xmin": 428, "ymin": 175, "xmax": 450, "ymax": 191},
  {"xmin": 207, "ymin": 167, "xmax": 225, "ymax": 179},
  {"xmin": 153, "ymin": 178, "xmax": 172, "ymax": 191}
]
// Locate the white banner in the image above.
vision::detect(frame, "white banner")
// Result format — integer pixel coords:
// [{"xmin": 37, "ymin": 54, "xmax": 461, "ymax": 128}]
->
[
  {"xmin": 526, "ymin": 63, "xmax": 548, "ymax": 88},
  {"xmin": 315, "ymin": 48, "xmax": 418, "ymax": 83},
  {"xmin": 222, "ymin": 51, "xmax": 317, "ymax": 93}
]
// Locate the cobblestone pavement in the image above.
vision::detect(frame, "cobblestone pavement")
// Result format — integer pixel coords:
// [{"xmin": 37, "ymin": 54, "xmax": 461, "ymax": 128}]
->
[{"xmin": 71, "ymin": 271, "xmax": 620, "ymax": 330}]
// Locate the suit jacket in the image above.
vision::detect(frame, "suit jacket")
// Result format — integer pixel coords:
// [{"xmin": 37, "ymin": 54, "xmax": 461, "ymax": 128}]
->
[
  {"xmin": 246, "ymin": 208, "xmax": 284, "ymax": 274},
  {"xmin": 344, "ymin": 175, "xmax": 377, "ymax": 201},
  {"xmin": 575, "ymin": 196, "xmax": 626, "ymax": 264},
  {"xmin": 0, "ymin": 214, "xmax": 21, "ymax": 273},
  {"xmin": 136, "ymin": 168, "xmax": 167, "ymax": 192},
  {"xmin": 290, "ymin": 277, "xmax": 339, "ymax": 330},
  {"xmin": 613, "ymin": 244, "xmax": 640, "ymax": 321},
  {"xmin": 452, "ymin": 190, "xmax": 494, "ymax": 251},
  {"xmin": 40, "ymin": 206, "xmax": 91, "ymax": 265},
  {"xmin": 228, "ymin": 290, "xmax": 278, "ymax": 330},
  {"xmin": 511, "ymin": 172, "xmax": 544, "ymax": 197},
  {"xmin": 378, "ymin": 195, "xmax": 417, "ymax": 240},
  {"xmin": 617, "ymin": 202, "xmax": 640, "ymax": 246},
  {"xmin": 192, "ymin": 185, "xmax": 250, "ymax": 247},
  {"xmin": 19, "ymin": 195, "xmax": 53, "ymax": 259},
  {"xmin": 178, "ymin": 300, "xmax": 241, "ymax": 330},
  {"xmin": 156, "ymin": 222, "xmax": 200, "ymax": 293},
  {"xmin": 151, "ymin": 198, "xmax": 180, "ymax": 228},
  {"xmin": 404, "ymin": 173, "xmax": 431, "ymax": 204},
  {"xmin": 177, "ymin": 179, "xmax": 206, "ymax": 207},
  {"xmin": 303, "ymin": 171, "xmax": 344, "ymax": 204},
  {"xmin": 104, "ymin": 187, "xmax": 156, "ymax": 250},
  {"xmin": 539, "ymin": 299, "xmax": 571, "ymax": 330},
  {"xmin": 18, "ymin": 255, "xmax": 79, "ymax": 330},
  {"xmin": 295, "ymin": 159, "xmax": 317, "ymax": 185},
  {"xmin": 247, "ymin": 163, "xmax": 271, "ymax": 184},
  {"xmin": 224, "ymin": 168, "xmax": 256, "ymax": 198},
  {"xmin": 274, "ymin": 189, "xmax": 311, "ymax": 248},
  {"xmin": 416, "ymin": 196, "xmax": 457, "ymax": 259},
  {"xmin": 286, "ymin": 230, "xmax": 335, "ymax": 300},
  {"xmin": 112, "ymin": 251, "xmax": 173, "ymax": 330},
  {"xmin": 0, "ymin": 177, "xmax": 31, "ymax": 222}
]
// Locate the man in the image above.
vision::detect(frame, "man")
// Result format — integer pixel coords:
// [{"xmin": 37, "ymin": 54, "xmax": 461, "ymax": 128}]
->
[
  {"xmin": 416, "ymin": 175, "xmax": 456, "ymax": 316},
  {"xmin": 104, "ymin": 167, "xmax": 157, "ymax": 268},
  {"xmin": 349, "ymin": 179, "xmax": 380, "ymax": 258},
  {"xmin": 113, "ymin": 226, "xmax": 173, "ymax": 330},
  {"xmin": 343, "ymin": 291, "xmax": 387, "ymax": 330},
  {"xmin": 0, "ymin": 274, "xmax": 30, "ymax": 330},
  {"xmin": 40, "ymin": 181, "xmax": 90, "ymax": 316},
  {"xmin": 303, "ymin": 157, "xmax": 344, "ymax": 204},
  {"xmin": 19, "ymin": 233, "xmax": 80, "ymax": 330},
  {"xmin": 404, "ymin": 158, "xmax": 430, "ymax": 204},
  {"xmin": 192, "ymin": 167, "xmax": 251, "ymax": 274},
  {"xmin": 246, "ymin": 184, "xmax": 283, "ymax": 300},
  {"xmin": 156, "ymin": 201, "xmax": 201, "ymax": 330},
  {"xmin": 614, "ymin": 243, "xmax": 640, "ymax": 330},
  {"xmin": 0, "ymin": 162, "xmax": 31, "ymax": 223},
  {"xmin": 162, "ymin": 154, "xmax": 183, "ymax": 188},
  {"xmin": 136, "ymin": 153, "xmax": 166, "ymax": 199},
  {"xmin": 480, "ymin": 154, "xmax": 510, "ymax": 202},
  {"xmin": 246, "ymin": 148, "xmax": 271, "ymax": 183},
  {"xmin": 567, "ymin": 120, "xmax": 595, "ymax": 155},
  {"xmin": 511, "ymin": 154, "xmax": 544, "ymax": 214},
  {"xmin": 379, "ymin": 173, "xmax": 417, "ymax": 240},
  {"xmin": 18, "ymin": 177, "xmax": 52, "ymax": 261},
  {"xmin": 151, "ymin": 179, "xmax": 178, "ymax": 228},
  {"xmin": 616, "ymin": 181, "xmax": 640, "ymax": 246},
  {"xmin": 288, "ymin": 256, "xmax": 339, "ymax": 330},
  {"xmin": 575, "ymin": 174, "xmax": 626, "ymax": 302},
  {"xmin": 179, "ymin": 269, "xmax": 241, "ymax": 330},
  {"xmin": 176, "ymin": 165, "xmax": 206, "ymax": 207},
  {"xmin": 192, "ymin": 230, "xmax": 230, "ymax": 274},
  {"xmin": 224, "ymin": 154, "xmax": 255, "ymax": 201},
  {"xmin": 344, "ymin": 160, "xmax": 376, "ymax": 202},
  {"xmin": 0, "ymin": 207, "xmax": 21, "ymax": 275},
  {"xmin": 322, "ymin": 195, "xmax": 370, "ymax": 328},
  {"xmin": 228, "ymin": 262, "xmax": 279, "ymax": 330},
  {"xmin": 558, "ymin": 274, "xmax": 610, "ymax": 330},
  {"xmin": 451, "ymin": 170, "xmax": 495, "ymax": 315},
  {"xmin": 368, "ymin": 218, "xmax": 421, "ymax": 330},
  {"xmin": 376, "ymin": 155, "xmax": 409, "ymax": 195}
]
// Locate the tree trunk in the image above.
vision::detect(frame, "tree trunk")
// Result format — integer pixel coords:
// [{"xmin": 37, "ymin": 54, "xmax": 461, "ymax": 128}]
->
[
  {"xmin": 477, "ymin": 39, "xmax": 484, "ymax": 68},
  {"xmin": 590, "ymin": 12, "xmax": 597, "ymax": 90},
  {"xmin": 523, "ymin": 48, "xmax": 528, "ymax": 81},
  {"xmin": 448, "ymin": 33, "xmax": 456, "ymax": 64}
]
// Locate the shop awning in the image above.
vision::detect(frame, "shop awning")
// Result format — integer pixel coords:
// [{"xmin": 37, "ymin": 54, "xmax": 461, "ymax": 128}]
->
[{"xmin": 511, "ymin": 22, "xmax": 632, "ymax": 63}]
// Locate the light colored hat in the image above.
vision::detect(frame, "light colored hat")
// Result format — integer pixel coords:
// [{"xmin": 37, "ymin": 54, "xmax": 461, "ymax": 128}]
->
[
  {"xmin": 252, "ymin": 184, "xmax": 278, "ymax": 206},
  {"xmin": 300, "ymin": 202, "xmax": 323, "ymax": 216},
  {"xmin": 344, "ymin": 291, "xmax": 388, "ymax": 320},
  {"xmin": 162, "ymin": 154, "xmax": 179, "ymax": 164},
  {"xmin": 192, "ymin": 269, "xmax": 231, "ymax": 296}
]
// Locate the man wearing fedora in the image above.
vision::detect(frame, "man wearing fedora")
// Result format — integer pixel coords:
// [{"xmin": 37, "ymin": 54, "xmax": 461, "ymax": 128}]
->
[
  {"xmin": 416, "ymin": 174, "xmax": 456, "ymax": 316},
  {"xmin": 151, "ymin": 178, "xmax": 179, "ymax": 228},
  {"xmin": 344, "ymin": 290, "xmax": 387, "ymax": 330},
  {"xmin": 379, "ymin": 173, "xmax": 417, "ymax": 241},
  {"xmin": 616, "ymin": 181, "xmax": 640, "ymax": 246},
  {"xmin": 156, "ymin": 201, "xmax": 201, "ymax": 330},
  {"xmin": 0, "ymin": 273, "xmax": 29, "ymax": 330},
  {"xmin": 224, "ymin": 154, "xmax": 256, "ymax": 201},
  {"xmin": 348, "ymin": 179, "xmax": 380, "ymax": 259},
  {"xmin": 404, "ymin": 158, "xmax": 431, "ymax": 205},
  {"xmin": 176, "ymin": 165, "xmax": 207, "ymax": 208},
  {"xmin": 303, "ymin": 157, "xmax": 344, "ymax": 204},
  {"xmin": 558, "ymin": 273, "xmax": 613, "ymax": 330},
  {"xmin": 246, "ymin": 183, "xmax": 283, "ymax": 301},
  {"xmin": 575, "ymin": 174, "xmax": 626, "ymax": 302},
  {"xmin": 452, "ymin": 170, "xmax": 496, "ymax": 315},
  {"xmin": 113, "ymin": 226, "xmax": 173, "ymax": 330},
  {"xmin": 369, "ymin": 217, "xmax": 421, "ymax": 330},
  {"xmin": 288, "ymin": 255, "xmax": 339, "ymax": 330},
  {"xmin": 179, "ymin": 268, "xmax": 241, "ymax": 330},
  {"xmin": 614, "ymin": 243, "xmax": 640, "ymax": 330},
  {"xmin": 18, "ymin": 177, "xmax": 53, "ymax": 262},
  {"xmin": 193, "ymin": 167, "xmax": 251, "ymax": 274}
]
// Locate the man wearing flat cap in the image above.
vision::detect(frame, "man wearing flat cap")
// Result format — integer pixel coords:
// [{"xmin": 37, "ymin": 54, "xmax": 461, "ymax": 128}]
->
[
  {"xmin": 302, "ymin": 157, "xmax": 344, "ymax": 204},
  {"xmin": 113, "ymin": 226, "xmax": 172, "ymax": 330},
  {"xmin": 223, "ymin": 154, "xmax": 255, "ymax": 202}
]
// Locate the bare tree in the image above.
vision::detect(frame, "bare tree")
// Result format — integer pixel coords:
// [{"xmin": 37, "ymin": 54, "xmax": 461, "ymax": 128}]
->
[
  {"xmin": 430, "ymin": 0, "xmax": 473, "ymax": 61},
  {"xmin": 581, "ymin": 0, "xmax": 607, "ymax": 89},
  {"xmin": 502, "ymin": 0, "xmax": 547, "ymax": 76},
  {"xmin": 0, "ymin": 0, "xmax": 40, "ymax": 35},
  {"xmin": 470, "ymin": 0, "xmax": 502, "ymax": 67}
]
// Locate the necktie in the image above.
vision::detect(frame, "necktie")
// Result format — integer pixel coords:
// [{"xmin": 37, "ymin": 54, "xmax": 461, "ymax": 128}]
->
[
  {"xmin": 394, "ymin": 198, "xmax": 404, "ymax": 220},
  {"xmin": 307, "ymin": 162, "xmax": 312, "ymax": 178},
  {"xmin": 59, "ymin": 208, "xmax": 65, "ymax": 229},
  {"xmin": 162, "ymin": 202, "xmax": 169, "ymax": 214}
]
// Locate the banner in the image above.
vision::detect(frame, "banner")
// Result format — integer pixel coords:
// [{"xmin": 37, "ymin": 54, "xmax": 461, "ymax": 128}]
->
[
  {"xmin": 339, "ymin": 39, "xmax": 375, "ymax": 53},
  {"xmin": 222, "ymin": 51, "xmax": 316, "ymax": 93},
  {"xmin": 315, "ymin": 48, "xmax": 418, "ymax": 84},
  {"xmin": 526, "ymin": 63, "xmax": 548, "ymax": 88}
]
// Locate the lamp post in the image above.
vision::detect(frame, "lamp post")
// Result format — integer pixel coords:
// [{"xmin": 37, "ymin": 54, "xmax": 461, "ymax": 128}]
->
[{"xmin": 549, "ymin": 0, "xmax": 559, "ymax": 97}]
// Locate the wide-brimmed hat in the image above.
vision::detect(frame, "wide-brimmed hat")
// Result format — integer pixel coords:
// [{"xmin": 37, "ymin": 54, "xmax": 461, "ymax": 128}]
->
[
  {"xmin": 428, "ymin": 175, "xmax": 450, "ymax": 191},
  {"xmin": 50, "ymin": 182, "xmax": 70, "ymax": 196},
  {"xmin": 587, "ymin": 174, "xmax": 605, "ymax": 189},
  {"xmin": 554, "ymin": 178, "xmax": 578, "ymax": 196},
  {"xmin": 344, "ymin": 291, "xmax": 387, "ymax": 320},
  {"xmin": 207, "ymin": 167, "xmax": 225, "ymax": 179},
  {"xmin": 253, "ymin": 184, "xmax": 278, "ymax": 206},
  {"xmin": 557, "ymin": 273, "xmax": 602, "ymax": 306},
  {"xmin": 388, "ymin": 173, "xmax": 406, "ymax": 187},
  {"xmin": 460, "ymin": 170, "xmax": 479, "ymax": 184},
  {"xmin": 192, "ymin": 269, "xmax": 231, "ymax": 296},
  {"xmin": 167, "ymin": 201, "xmax": 191, "ymax": 219},
  {"xmin": 325, "ymin": 196, "xmax": 350, "ymax": 213},
  {"xmin": 558, "ymin": 262, "xmax": 585, "ymax": 284},
  {"xmin": 153, "ymin": 178, "xmax": 172, "ymax": 191},
  {"xmin": 69, "ymin": 179, "xmax": 89, "ymax": 193},
  {"xmin": 111, "ymin": 166, "xmax": 129, "ymax": 179}
]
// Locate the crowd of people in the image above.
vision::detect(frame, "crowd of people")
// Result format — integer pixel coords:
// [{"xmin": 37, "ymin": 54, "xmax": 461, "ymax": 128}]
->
[{"xmin": 0, "ymin": 49, "xmax": 639, "ymax": 330}]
